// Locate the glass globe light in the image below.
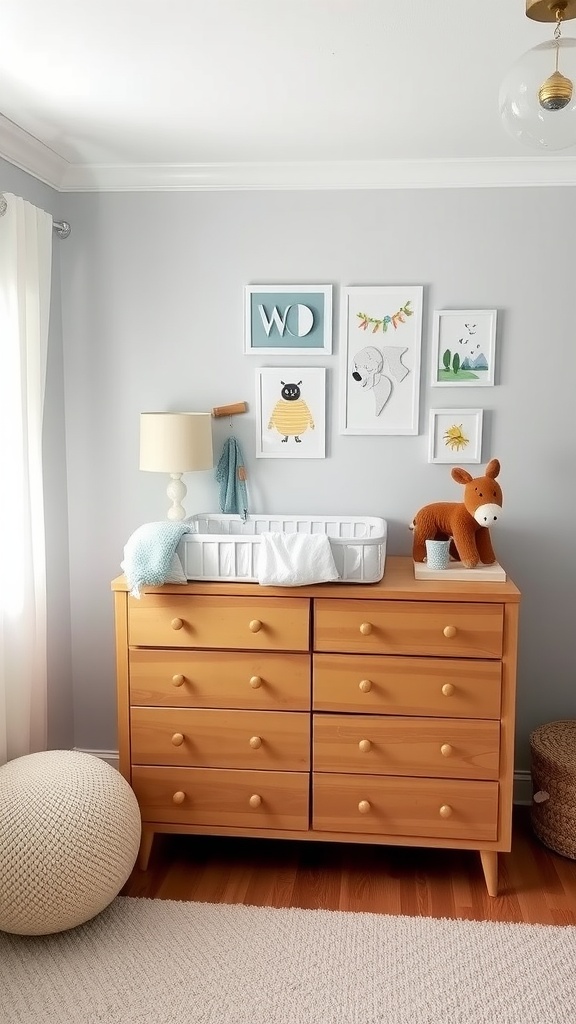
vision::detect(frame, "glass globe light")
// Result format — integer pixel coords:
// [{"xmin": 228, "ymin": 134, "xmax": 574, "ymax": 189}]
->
[{"xmin": 500, "ymin": 36, "xmax": 576, "ymax": 149}]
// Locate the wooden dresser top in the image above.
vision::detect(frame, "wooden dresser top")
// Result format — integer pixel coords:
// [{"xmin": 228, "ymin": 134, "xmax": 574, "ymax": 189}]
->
[{"xmin": 112, "ymin": 555, "xmax": 520, "ymax": 604}]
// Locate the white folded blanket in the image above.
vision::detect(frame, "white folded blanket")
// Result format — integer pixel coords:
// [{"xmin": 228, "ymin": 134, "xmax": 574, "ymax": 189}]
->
[{"xmin": 257, "ymin": 532, "xmax": 340, "ymax": 587}]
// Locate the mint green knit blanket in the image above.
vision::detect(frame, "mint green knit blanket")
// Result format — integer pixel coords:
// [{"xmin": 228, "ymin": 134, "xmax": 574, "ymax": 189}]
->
[{"xmin": 121, "ymin": 521, "xmax": 191, "ymax": 597}]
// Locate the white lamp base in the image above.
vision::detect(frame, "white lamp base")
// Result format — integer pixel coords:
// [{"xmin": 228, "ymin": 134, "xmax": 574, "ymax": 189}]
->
[{"xmin": 166, "ymin": 473, "xmax": 187, "ymax": 521}]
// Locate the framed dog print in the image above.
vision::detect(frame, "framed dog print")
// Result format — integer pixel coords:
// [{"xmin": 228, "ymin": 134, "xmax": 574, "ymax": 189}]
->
[
  {"xmin": 245, "ymin": 285, "xmax": 332, "ymax": 355},
  {"xmin": 256, "ymin": 367, "xmax": 326, "ymax": 458},
  {"xmin": 431, "ymin": 309, "xmax": 497, "ymax": 386},
  {"xmin": 428, "ymin": 408, "xmax": 483, "ymax": 463},
  {"xmin": 340, "ymin": 285, "xmax": 423, "ymax": 434}
]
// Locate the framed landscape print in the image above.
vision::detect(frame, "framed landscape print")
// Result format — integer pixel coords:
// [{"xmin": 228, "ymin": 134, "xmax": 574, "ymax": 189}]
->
[
  {"xmin": 428, "ymin": 408, "xmax": 483, "ymax": 464},
  {"xmin": 245, "ymin": 285, "xmax": 332, "ymax": 355},
  {"xmin": 255, "ymin": 367, "xmax": 326, "ymax": 458},
  {"xmin": 340, "ymin": 285, "xmax": 423, "ymax": 434},
  {"xmin": 431, "ymin": 309, "xmax": 497, "ymax": 387}
]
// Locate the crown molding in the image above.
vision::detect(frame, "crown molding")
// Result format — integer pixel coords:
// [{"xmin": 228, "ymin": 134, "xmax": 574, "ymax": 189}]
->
[
  {"xmin": 60, "ymin": 156, "xmax": 576, "ymax": 191},
  {"xmin": 0, "ymin": 113, "xmax": 68, "ymax": 190},
  {"xmin": 2, "ymin": 114, "xmax": 576, "ymax": 191}
]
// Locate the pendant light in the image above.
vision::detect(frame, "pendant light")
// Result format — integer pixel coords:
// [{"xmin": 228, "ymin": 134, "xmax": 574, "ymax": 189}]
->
[{"xmin": 500, "ymin": 0, "xmax": 576, "ymax": 150}]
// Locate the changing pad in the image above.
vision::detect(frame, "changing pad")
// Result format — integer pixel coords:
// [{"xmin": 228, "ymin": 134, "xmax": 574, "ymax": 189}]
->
[{"xmin": 177, "ymin": 514, "xmax": 387, "ymax": 583}]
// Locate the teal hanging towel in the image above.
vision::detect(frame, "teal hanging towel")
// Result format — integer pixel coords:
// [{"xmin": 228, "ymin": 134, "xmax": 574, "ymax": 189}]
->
[{"xmin": 215, "ymin": 437, "xmax": 249, "ymax": 520}]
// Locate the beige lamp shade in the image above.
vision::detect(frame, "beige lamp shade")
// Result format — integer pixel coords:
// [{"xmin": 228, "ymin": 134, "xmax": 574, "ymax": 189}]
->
[
  {"xmin": 139, "ymin": 412, "xmax": 214, "ymax": 520},
  {"xmin": 139, "ymin": 413, "xmax": 213, "ymax": 473}
]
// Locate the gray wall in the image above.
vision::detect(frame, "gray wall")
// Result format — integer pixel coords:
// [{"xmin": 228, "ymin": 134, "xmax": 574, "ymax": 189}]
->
[
  {"xmin": 0, "ymin": 159, "xmax": 73, "ymax": 749},
  {"xmin": 55, "ymin": 187, "xmax": 576, "ymax": 768}
]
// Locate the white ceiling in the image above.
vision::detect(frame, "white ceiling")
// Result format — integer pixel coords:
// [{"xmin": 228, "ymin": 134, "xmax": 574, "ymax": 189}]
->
[{"xmin": 2, "ymin": 0, "xmax": 576, "ymax": 190}]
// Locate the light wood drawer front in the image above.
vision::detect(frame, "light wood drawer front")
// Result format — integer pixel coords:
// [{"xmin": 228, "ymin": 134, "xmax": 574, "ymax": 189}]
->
[
  {"xmin": 313, "ymin": 715, "xmax": 500, "ymax": 780},
  {"xmin": 129, "ymin": 650, "xmax": 311, "ymax": 710},
  {"xmin": 128, "ymin": 595, "xmax": 310, "ymax": 651},
  {"xmin": 313, "ymin": 773, "xmax": 498, "ymax": 841},
  {"xmin": 313, "ymin": 655, "xmax": 501, "ymax": 718},
  {"xmin": 132, "ymin": 766, "xmax": 309, "ymax": 830},
  {"xmin": 314, "ymin": 600, "xmax": 503, "ymax": 658},
  {"xmin": 131, "ymin": 707, "xmax": 310, "ymax": 770}
]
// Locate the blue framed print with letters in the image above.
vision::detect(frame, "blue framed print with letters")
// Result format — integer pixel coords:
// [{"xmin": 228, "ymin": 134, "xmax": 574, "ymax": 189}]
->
[{"xmin": 244, "ymin": 284, "xmax": 332, "ymax": 355}]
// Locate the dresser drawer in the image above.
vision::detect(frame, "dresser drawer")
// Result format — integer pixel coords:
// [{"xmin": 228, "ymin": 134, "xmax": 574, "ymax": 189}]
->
[
  {"xmin": 129, "ymin": 649, "xmax": 311, "ymax": 710},
  {"xmin": 313, "ymin": 654, "xmax": 501, "ymax": 718},
  {"xmin": 129, "ymin": 595, "xmax": 310, "ymax": 651},
  {"xmin": 132, "ymin": 766, "xmax": 309, "ymax": 830},
  {"xmin": 314, "ymin": 600, "xmax": 503, "ymax": 658},
  {"xmin": 313, "ymin": 714, "xmax": 500, "ymax": 780},
  {"xmin": 312, "ymin": 773, "xmax": 498, "ymax": 841},
  {"xmin": 131, "ymin": 707, "xmax": 310, "ymax": 770}
]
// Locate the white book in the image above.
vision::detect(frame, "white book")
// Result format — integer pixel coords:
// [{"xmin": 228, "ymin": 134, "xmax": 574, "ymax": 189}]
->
[{"xmin": 413, "ymin": 560, "xmax": 507, "ymax": 582}]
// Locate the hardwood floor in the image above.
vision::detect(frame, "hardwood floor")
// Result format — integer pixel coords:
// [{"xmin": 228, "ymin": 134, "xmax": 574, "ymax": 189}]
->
[{"xmin": 122, "ymin": 807, "xmax": 576, "ymax": 925}]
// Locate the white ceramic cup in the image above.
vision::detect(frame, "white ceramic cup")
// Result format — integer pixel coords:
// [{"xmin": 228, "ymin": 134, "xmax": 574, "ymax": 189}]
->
[{"xmin": 425, "ymin": 538, "xmax": 451, "ymax": 570}]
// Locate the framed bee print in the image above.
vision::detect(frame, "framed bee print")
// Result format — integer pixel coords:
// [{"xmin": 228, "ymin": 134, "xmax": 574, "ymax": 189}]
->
[
  {"xmin": 431, "ymin": 309, "xmax": 497, "ymax": 387},
  {"xmin": 245, "ymin": 285, "xmax": 332, "ymax": 355},
  {"xmin": 340, "ymin": 285, "xmax": 423, "ymax": 435},
  {"xmin": 255, "ymin": 367, "xmax": 326, "ymax": 458},
  {"xmin": 428, "ymin": 408, "xmax": 483, "ymax": 464}
]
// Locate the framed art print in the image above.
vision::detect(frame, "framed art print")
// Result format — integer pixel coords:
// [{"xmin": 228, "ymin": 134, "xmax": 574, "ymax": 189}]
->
[
  {"xmin": 245, "ymin": 285, "xmax": 332, "ymax": 355},
  {"xmin": 340, "ymin": 285, "xmax": 423, "ymax": 434},
  {"xmin": 255, "ymin": 367, "xmax": 326, "ymax": 458},
  {"xmin": 431, "ymin": 309, "xmax": 497, "ymax": 386},
  {"xmin": 428, "ymin": 408, "xmax": 483, "ymax": 464}
]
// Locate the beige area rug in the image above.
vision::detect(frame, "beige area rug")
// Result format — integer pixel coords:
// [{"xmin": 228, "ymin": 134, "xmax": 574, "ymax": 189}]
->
[{"xmin": 2, "ymin": 896, "xmax": 575, "ymax": 1024}]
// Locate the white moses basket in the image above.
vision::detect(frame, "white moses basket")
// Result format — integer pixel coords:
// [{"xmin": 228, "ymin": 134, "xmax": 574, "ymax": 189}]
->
[{"xmin": 177, "ymin": 513, "xmax": 387, "ymax": 584}]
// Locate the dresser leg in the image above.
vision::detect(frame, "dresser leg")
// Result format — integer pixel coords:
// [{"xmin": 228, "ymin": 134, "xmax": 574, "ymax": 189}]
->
[
  {"xmin": 479, "ymin": 850, "xmax": 499, "ymax": 897},
  {"xmin": 138, "ymin": 827, "xmax": 155, "ymax": 871}
]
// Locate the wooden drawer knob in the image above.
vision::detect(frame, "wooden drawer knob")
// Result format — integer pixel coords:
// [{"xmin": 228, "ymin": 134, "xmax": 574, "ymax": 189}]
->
[
  {"xmin": 359, "ymin": 622, "xmax": 372, "ymax": 636},
  {"xmin": 172, "ymin": 673, "xmax": 185, "ymax": 687},
  {"xmin": 358, "ymin": 739, "xmax": 372, "ymax": 753},
  {"xmin": 440, "ymin": 743, "xmax": 453, "ymax": 757},
  {"xmin": 359, "ymin": 679, "xmax": 372, "ymax": 693},
  {"xmin": 249, "ymin": 735, "xmax": 262, "ymax": 749},
  {"xmin": 441, "ymin": 683, "xmax": 455, "ymax": 697},
  {"xmin": 249, "ymin": 675, "xmax": 263, "ymax": 688},
  {"xmin": 171, "ymin": 617, "xmax": 184, "ymax": 630},
  {"xmin": 171, "ymin": 732, "xmax": 184, "ymax": 746},
  {"xmin": 249, "ymin": 619, "xmax": 262, "ymax": 633},
  {"xmin": 439, "ymin": 804, "xmax": 453, "ymax": 818},
  {"xmin": 358, "ymin": 800, "xmax": 371, "ymax": 814},
  {"xmin": 172, "ymin": 791, "xmax": 186, "ymax": 804},
  {"xmin": 443, "ymin": 625, "xmax": 457, "ymax": 639},
  {"xmin": 249, "ymin": 793, "xmax": 262, "ymax": 808}
]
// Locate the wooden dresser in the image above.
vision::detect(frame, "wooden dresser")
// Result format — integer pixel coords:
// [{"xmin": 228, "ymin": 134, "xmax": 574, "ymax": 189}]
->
[{"xmin": 112, "ymin": 556, "xmax": 520, "ymax": 896}]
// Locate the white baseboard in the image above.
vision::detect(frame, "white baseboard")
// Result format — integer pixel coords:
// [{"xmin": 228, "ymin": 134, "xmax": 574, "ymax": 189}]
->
[
  {"xmin": 75, "ymin": 749, "xmax": 533, "ymax": 805},
  {"xmin": 74, "ymin": 748, "xmax": 119, "ymax": 770},
  {"xmin": 513, "ymin": 770, "xmax": 533, "ymax": 806}
]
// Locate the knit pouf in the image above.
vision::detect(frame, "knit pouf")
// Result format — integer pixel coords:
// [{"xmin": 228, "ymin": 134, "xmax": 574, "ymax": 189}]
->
[{"xmin": 0, "ymin": 750, "xmax": 141, "ymax": 935}]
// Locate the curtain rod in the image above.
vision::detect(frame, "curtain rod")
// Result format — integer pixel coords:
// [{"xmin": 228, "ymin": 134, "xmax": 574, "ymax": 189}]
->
[
  {"xmin": 0, "ymin": 194, "xmax": 70, "ymax": 237},
  {"xmin": 53, "ymin": 220, "xmax": 71, "ymax": 239}
]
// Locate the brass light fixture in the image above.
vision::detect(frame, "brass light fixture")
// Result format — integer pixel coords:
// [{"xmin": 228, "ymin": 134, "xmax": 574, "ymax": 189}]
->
[{"xmin": 500, "ymin": 0, "xmax": 576, "ymax": 149}]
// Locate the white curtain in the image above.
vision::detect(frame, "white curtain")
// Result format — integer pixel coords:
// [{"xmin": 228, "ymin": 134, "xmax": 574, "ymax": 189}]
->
[{"xmin": 0, "ymin": 193, "xmax": 53, "ymax": 764}]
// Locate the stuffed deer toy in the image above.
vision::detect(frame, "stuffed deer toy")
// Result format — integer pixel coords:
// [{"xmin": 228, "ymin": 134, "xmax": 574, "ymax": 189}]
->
[{"xmin": 411, "ymin": 458, "xmax": 503, "ymax": 568}]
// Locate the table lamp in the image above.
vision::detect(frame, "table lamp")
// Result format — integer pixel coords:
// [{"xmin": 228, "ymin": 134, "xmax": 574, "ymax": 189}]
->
[{"xmin": 139, "ymin": 412, "xmax": 214, "ymax": 520}]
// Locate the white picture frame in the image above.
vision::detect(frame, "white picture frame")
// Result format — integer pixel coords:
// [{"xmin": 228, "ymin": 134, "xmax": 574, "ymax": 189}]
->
[
  {"xmin": 244, "ymin": 285, "xmax": 332, "ymax": 355},
  {"xmin": 431, "ymin": 309, "xmax": 497, "ymax": 387},
  {"xmin": 428, "ymin": 408, "xmax": 484, "ymax": 464},
  {"xmin": 340, "ymin": 285, "xmax": 423, "ymax": 435},
  {"xmin": 255, "ymin": 367, "xmax": 326, "ymax": 458}
]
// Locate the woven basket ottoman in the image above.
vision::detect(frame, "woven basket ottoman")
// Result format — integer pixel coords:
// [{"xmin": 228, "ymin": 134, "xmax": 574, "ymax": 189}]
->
[{"xmin": 530, "ymin": 720, "xmax": 576, "ymax": 860}]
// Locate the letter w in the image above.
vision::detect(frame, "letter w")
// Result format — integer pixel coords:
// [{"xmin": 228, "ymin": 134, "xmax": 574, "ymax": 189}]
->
[{"xmin": 258, "ymin": 304, "xmax": 289, "ymax": 337}]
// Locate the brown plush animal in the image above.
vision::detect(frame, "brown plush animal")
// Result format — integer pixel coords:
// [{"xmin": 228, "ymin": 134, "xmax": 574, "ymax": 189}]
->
[{"xmin": 411, "ymin": 459, "xmax": 502, "ymax": 568}]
